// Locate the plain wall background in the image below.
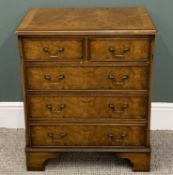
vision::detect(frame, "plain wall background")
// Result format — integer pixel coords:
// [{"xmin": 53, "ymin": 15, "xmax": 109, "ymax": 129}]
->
[{"xmin": 0, "ymin": 0, "xmax": 173, "ymax": 102}]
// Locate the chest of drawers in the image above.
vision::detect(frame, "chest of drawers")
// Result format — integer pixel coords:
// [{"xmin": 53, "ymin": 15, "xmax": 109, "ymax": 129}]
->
[{"xmin": 16, "ymin": 8, "xmax": 157, "ymax": 171}]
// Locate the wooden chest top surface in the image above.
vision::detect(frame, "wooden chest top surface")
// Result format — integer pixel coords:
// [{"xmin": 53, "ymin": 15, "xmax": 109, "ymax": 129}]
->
[{"xmin": 16, "ymin": 7, "xmax": 157, "ymax": 35}]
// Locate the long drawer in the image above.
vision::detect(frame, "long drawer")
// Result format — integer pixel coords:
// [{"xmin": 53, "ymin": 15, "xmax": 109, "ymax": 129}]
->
[
  {"xmin": 30, "ymin": 124, "xmax": 145, "ymax": 147},
  {"xmin": 26, "ymin": 66, "xmax": 148, "ymax": 90},
  {"xmin": 28, "ymin": 95, "xmax": 147, "ymax": 119}
]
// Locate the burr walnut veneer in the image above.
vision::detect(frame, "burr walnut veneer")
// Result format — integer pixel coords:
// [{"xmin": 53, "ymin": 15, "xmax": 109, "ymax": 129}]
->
[{"xmin": 16, "ymin": 8, "xmax": 157, "ymax": 171}]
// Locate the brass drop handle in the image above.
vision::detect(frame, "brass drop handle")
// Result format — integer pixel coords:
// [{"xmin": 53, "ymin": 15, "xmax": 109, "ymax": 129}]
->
[
  {"xmin": 107, "ymin": 74, "xmax": 115, "ymax": 80},
  {"xmin": 43, "ymin": 47, "xmax": 65, "ymax": 59},
  {"xmin": 58, "ymin": 74, "xmax": 65, "ymax": 80},
  {"xmin": 107, "ymin": 131, "xmax": 127, "ymax": 142},
  {"xmin": 107, "ymin": 132, "xmax": 114, "ymax": 138},
  {"xmin": 59, "ymin": 132, "xmax": 68, "ymax": 138},
  {"xmin": 108, "ymin": 74, "xmax": 129, "ymax": 86},
  {"xmin": 108, "ymin": 47, "xmax": 115, "ymax": 53},
  {"xmin": 44, "ymin": 74, "xmax": 65, "ymax": 83},
  {"xmin": 46, "ymin": 104, "xmax": 66, "ymax": 113},
  {"xmin": 48, "ymin": 132, "xmax": 68, "ymax": 143},
  {"xmin": 58, "ymin": 47, "xmax": 65, "ymax": 52},
  {"xmin": 108, "ymin": 103, "xmax": 128, "ymax": 113},
  {"xmin": 108, "ymin": 46, "xmax": 130, "ymax": 58},
  {"xmin": 108, "ymin": 103, "xmax": 115, "ymax": 110},
  {"xmin": 43, "ymin": 47, "xmax": 49, "ymax": 52}
]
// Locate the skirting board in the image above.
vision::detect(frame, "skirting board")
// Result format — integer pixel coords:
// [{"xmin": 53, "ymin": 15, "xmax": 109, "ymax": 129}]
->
[{"xmin": 0, "ymin": 102, "xmax": 173, "ymax": 130}]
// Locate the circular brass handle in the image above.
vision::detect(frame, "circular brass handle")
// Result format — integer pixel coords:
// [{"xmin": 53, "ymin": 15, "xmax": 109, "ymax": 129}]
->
[
  {"xmin": 122, "ymin": 103, "xmax": 128, "ymax": 110},
  {"xmin": 59, "ymin": 132, "xmax": 68, "ymax": 138},
  {"xmin": 121, "ymin": 132, "xmax": 127, "ymax": 138},
  {"xmin": 108, "ymin": 47, "xmax": 116, "ymax": 52},
  {"xmin": 58, "ymin": 47, "xmax": 64, "ymax": 52},
  {"xmin": 59, "ymin": 104, "xmax": 66, "ymax": 109},
  {"xmin": 123, "ymin": 47, "xmax": 130, "ymax": 52},
  {"xmin": 108, "ymin": 74, "xmax": 115, "ymax": 80},
  {"xmin": 107, "ymin": 132, "xmax": 114, "ymax": 138},
  {"xmin": 47, "ymin": 104, "xmax": 53, "ymax": 110},
  {"xmin": 108, "ymin": 103, "xmax": 115, "ymax": 110},
  {"xmin": 122, "ymin": 75, "xmax": 129, "ymax": 80},
  {"xmin": 48, "ymin": 132, "xmax": 53, "ymax": 138},
  {"xmin": 43, "ymin": 47, "xmax": 49, "ymax": 52},
  {"xmin": 58, "ymin": 74, "xmax": 65, "ymax": 80},
  {"xmin": 44, "ymin": 74, "xmax": 51, "ymax": 81}
]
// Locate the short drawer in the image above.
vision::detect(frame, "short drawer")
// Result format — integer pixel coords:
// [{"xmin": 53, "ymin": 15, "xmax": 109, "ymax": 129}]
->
[
  {"xmin": 28, "ymin": 95, "xmax": 147, "ymax": 119},
  {"xmin": 31, "ymin": 124, "xmax": 145, "ymax": 147},
  {"xmin": 89, "ymin": 38, "xmax": 150, "ymax": 61},
  {"xmin": 26, "ymin": 66, "xmax": 148, "ymax": 90},
  {"xmin": 22, "ymin": 38, "xmax": 83, "ymax": 61}
]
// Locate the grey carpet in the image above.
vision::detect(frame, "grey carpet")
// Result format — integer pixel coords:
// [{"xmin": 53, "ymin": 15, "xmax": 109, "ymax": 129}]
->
[{"xmin": 0, "ymin": 129, "xmax": 173, "ymax": 175}]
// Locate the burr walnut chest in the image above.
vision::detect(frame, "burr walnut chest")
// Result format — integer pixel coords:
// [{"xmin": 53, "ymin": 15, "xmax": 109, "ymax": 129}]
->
[{"xmin": 16, "ymin": 8, "xmax": 157, "ymax": 171}]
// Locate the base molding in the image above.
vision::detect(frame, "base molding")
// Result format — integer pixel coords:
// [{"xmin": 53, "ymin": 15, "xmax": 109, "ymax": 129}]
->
[
  {"xmin": 26, "ymin": 151, "xmax": 60, "ymax": 171},
  {"xmin": 26, "ymin": 148, "xmax": 150, "ymax": 172},
  {"xmin": 26, "ymin": 146, "xmax": 150, "ymax": 152},
  {"xmin": 116, "ymin": 152, "xmax": 150, "ymax": 171}
]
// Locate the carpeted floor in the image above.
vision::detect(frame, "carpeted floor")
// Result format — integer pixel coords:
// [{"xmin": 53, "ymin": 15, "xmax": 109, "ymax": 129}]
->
[{"xmin": 0, "ymin": 129, "xmax": 173, "ymax": 175}]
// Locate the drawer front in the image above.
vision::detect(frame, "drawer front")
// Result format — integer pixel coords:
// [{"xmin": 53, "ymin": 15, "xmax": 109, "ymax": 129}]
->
[
  {"xmin": 26, "ymin": 66, "xmax": 148, "ymax": 90},
  {"xmin": 22, "ymin": 38, "xmax": 83, "ymax": 61},
  {"xmin": 31, "ymin": 125, "xmax": 145, "ymax": 146},
  {"xmin": 28, "ymin": 96, "xmax": 147, "ymax": 119},
  {"xmin": 89, "ymin": 38, "xmax": 150, "ymax": 61}
]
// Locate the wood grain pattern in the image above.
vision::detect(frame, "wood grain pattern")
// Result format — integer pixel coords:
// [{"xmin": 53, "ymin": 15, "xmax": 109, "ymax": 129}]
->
[
  {"xmin": 15, "ymin": 8, "xmax": 157, "ymax": 35},
  {"xmin": 22, "ymin": 38, "xmax": 83, "ymax": 60},
  {"xmin": 31, "ymin": 125, "xmax": 145, "ymax": 147},
  {"xmin": 26, "ymin": 151, "xmax": 60, "ymax": 170},
  {"xmin": 16, "ymin": 7, "xmax": 157, "ymax": 171},
  {"xmin": 146, "ymin": 37, "xmax": 155, "ymax": 147},
  {"xmin": 28, "ymin": 95, "xmax": 147, "ymax": 119},
  {"xmin": 116, "ymin": 152, "xmax": 150, "ymax": 171},
  {"xmin": 26, "ymin": 66, "xmax": 148, "ymax": 90},
  {"xmin": 89, "ymin": 38, "xmax": 150, "ymax": 61}
]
